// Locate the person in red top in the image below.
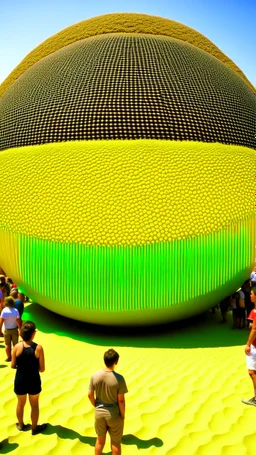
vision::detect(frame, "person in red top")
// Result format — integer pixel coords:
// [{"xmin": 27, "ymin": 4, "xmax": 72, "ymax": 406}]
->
[
  {"xmin": 247, "ymin": 306, "xmax": 256, "ymax": 329},
  {"xmin": 242, "ymin": 288, "xmax": 256, "ymax": 406}
]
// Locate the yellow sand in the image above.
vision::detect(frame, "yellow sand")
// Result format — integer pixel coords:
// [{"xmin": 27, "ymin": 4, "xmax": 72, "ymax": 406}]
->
[{"xmin": 0, "ymin": 306, "xmax": 255, "ymax": 455}]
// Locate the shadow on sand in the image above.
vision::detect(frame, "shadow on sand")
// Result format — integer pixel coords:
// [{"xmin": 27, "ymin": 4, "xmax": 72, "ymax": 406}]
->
[
  {"xmin": 42, "ymin": 424, "xmax": 163, "ymax": 452},
  {"xmin": 0, "ymin": 439, "xmax": 18, "ymax": 454},
  {"xmin": 23, "ymin": 302, "xmax": 246, "ymax": 349}
]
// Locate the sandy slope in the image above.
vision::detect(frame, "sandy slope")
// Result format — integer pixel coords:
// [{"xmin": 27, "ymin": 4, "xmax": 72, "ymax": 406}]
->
[{"xmin": 0, "ymin": 304, "xmax": 255, "ymax": 455}]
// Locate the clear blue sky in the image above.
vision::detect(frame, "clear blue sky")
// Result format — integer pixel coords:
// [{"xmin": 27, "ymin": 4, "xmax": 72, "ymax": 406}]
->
[{"xmin": 1, "ymin": 0, "xmax": 255, "ymax": 87}]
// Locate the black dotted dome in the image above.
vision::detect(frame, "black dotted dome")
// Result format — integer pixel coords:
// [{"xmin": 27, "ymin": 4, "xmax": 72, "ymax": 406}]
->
[{"xmin": 0, "ymin": 34, "xmax": 255, "ymax": 151}]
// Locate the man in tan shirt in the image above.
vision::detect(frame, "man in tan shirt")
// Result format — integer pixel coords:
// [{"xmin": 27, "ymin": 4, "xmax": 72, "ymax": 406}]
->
[{"xmin": 88, "ymin": 349, "xmax": 128, "ymax": 455}]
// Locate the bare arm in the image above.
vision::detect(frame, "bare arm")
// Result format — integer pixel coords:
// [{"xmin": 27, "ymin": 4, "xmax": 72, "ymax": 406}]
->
[
  {"xmin": 16, "ymin": 317, "xmax": 22, "ymax": 329},
  {"xmin": 0, "ymin": 317, "xmax": 3, "ymax": 333},
  {"xmin": 245, "ymin": 319, "xmax": 256, "ymax": 354},
  {"xmin": 88, "ymin": 389, "xmax": 95, "ymax": 407},
  {"xmin": 117, "ymin": 394, "xmax": 125, "ymax": 419},
  {"xmin": 11, "ymin": 344, "xmax": 17, "ymax": 369},
  {"xmin": 37, "ymin": 345, "xmax": 45, "ymax": 372}
]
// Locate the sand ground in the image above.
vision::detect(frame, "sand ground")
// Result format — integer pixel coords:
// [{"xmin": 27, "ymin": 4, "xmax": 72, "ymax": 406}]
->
[{"xmin": 0, "ymin": 303, "xmax": 255, "ymax": 455}]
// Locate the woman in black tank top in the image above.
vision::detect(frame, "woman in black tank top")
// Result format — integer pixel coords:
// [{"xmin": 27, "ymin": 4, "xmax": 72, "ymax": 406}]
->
[
  {"xmin": 15, "ymin": 341, "xmax": 41, "ymax": 394},
  {"xmin": 11, "ymin": 320, "xmax": 47, "ymax": 435}
]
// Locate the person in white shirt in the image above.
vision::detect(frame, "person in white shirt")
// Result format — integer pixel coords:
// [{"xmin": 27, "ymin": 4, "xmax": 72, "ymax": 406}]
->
[{"xmin": 0, "ymin": 296, "xmax": 21, "ymax": 361}]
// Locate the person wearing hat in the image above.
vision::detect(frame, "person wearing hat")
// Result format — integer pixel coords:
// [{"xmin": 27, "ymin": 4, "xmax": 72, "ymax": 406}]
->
[{"xmin": 0, "ymin": 296, "xmax": 22, "ymax": 361}]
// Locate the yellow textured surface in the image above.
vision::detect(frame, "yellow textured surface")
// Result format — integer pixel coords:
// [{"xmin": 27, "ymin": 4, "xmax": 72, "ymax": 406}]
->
[
  {"xmin": 0, "ymin": 140, "xmax": 255, "ymax": 246},
  {"xmin": 0, "ymin": 12, "xmax": 254, "ymax": 97},
  {"xmin": 0, "ymin": 304, "xmax": 255, "ymax": 454}
]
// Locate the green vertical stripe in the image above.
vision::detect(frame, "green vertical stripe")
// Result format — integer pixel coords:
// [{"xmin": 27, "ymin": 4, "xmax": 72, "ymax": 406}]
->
[{"xmin": 14, "ymin": 215, "xmax": 255, "ymax": 314}]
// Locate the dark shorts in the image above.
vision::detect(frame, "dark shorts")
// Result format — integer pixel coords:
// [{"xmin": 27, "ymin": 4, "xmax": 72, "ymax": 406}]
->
[{"xmin": 14, "ymin": 372, "xmax": 41, "ymax": 396}]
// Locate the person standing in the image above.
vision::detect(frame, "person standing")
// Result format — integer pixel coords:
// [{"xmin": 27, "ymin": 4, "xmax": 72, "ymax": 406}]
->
[
  {"xmin": 0, "ymin": 275, "xmax": 10, "ymax": 297},
  {"xmin": 0, "ymin": 288, "xmax": 3, "ymax": 336},
  {"xmin": 237, "ymin": 288, "xmax": 246, "ymax": 329},
  {"xmin": 242, "ymin": 288, "xmax": 256, "ymax": 406},
  {"xmin": 0, "ymin": 275, "xmax": 10, "ymax": 312},
  {"xmin": 88, "ymin": 349, "xmax": 128, "ymax": 455},
  {"xmin": 10, "ymin": 289, "xmax": 25, "ymax": 319},
  {"xmin": 219, "ymin": 295, "xmax": 231, "ymax": 323},
  {"xmin": 242, "ymin": 280, "xmax": 254, "ymax": 325},
  {"xmin": 0, "ymin": 296, "xmax": 21, "ymax": 361},
  {"xmin": 230, "ymin": 292, "xmax": 239, "ymax": 329},
  {"xmin": 6, "ymin": 278, "xmax": 17, "ymax": 289},
  {"xmin": 11, "ymin": 320, "xmax": 47, "ymax": 435}
]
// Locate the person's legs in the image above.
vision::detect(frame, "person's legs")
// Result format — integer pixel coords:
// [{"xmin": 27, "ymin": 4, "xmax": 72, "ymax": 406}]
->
[
  {"xmin": 232, "ymin": 310, "xmax": 237, "ymax": 328},
  {"xmin": 12, "ymin": 329, "xmax": 19, "ymax": 346},
  {"xmin": 16, "ymin": 394, "xmax": 27, "ymax": 428},
  {"xmin": 29, "ymin": 394, "xmax": 40, "ymax": 431},
  {"xmin": 94, "ymin": 409, "xmax": 108, "ymax": 454},
  {"xmin": 241, "ymin": 309, "xmax": 246, "ymax": 329},
  {"xmin": 8, "ymin": 331, "xmax": 19, "ymax": 360},
  {"xmin": 5, "ymin": 343, "xmax": 11, "ymax": 360},
  {"xmin": 220, "ymin": 304, "xmax": 226, "ymax": 322},
  {"xmin": 237, "ymin": 308, "xmax": 244, "ymax": 329},
  {"xmin": 108, "ymin": 417, "xmax": 124, "ymax": 455},
  {"xmin": 4, "ymin": 330, "xmax": 18, "ymax": 360},
  {"xmin": 248, "ymin": 369, "xmax": 256, "ymax": 398},
  {"xmin": 242, "ymin": 346, "xmax": 256, "ymax": 405},
  {"xmin": 95, "ymin": 435, "xmax": 106, "ymax": 455},
  {"xmin": 111, "ymin": 441, "xmax": 121, "ymax": 455}
]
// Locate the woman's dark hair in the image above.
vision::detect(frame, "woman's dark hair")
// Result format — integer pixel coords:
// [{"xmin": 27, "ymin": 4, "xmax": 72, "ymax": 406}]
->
[
  {"xmin": 104, "ymin": 349, "xmax": 119, "ymax": 367},
  {"xmin": 20, "ymin": 321, "xmax": 36, "ymax": 341}
]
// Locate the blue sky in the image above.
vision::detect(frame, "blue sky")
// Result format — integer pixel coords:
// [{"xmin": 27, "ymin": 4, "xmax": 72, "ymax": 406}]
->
[{"xmin": 1, "ymin": 0, "xmax": 255, "ymax": 87}]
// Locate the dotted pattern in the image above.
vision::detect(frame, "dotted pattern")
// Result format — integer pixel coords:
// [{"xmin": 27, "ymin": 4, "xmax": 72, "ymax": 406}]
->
[
  {"xmin": 0, "ymin": 34, "xmax": 255, "ymax": 152},
  {"xmin": 0, "ymin": 140, "xmax": 255, "ymax": 245}
]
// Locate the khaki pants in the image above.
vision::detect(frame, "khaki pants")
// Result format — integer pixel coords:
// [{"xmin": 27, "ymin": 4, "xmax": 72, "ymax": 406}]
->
[
  {"xmin": 95, "ymin": 408, "xmax": 124, "ymax": 444},
  {"xmin": 4, "ymin": 328, "xmax": 18, "ymax": 345}
]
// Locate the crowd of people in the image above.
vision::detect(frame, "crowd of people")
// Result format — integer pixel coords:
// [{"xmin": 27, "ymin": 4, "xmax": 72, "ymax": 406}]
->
[
  {"xmin": 219, "ymin": 276, "xmax": 255, "ymax": 329},
  {"xmin": 0, "ymin": 274, "xmax": 47, "ymax": 435},
  {"xmin": 0, "ymin": 271, "xmax": 128, "ymax": 453},
  {"xmin": 1, "ymin": 267, "xmax": 256, "ymax": 451}
]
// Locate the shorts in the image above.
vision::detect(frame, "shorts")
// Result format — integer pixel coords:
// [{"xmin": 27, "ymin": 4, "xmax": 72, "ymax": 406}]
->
[
  {"xmin": 14, "ymin": 372, "xmax": 42, "ymax": 396},
  {"xmin": 95, "ymin": 408, "xmax": 124, "ymax": 444},
  {"xmin": 4, "ymin": 328, "xmax": 18, "ymax": 346},
  {"xmin": 246, "ymin": 344, "xmax": 256, "ymax": 370}
]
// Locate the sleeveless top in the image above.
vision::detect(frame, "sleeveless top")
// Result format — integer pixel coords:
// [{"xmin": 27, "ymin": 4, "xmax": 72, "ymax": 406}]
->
[{"xmin": 16, "ymin": 342, "xmax": 39, "ymax": 375}]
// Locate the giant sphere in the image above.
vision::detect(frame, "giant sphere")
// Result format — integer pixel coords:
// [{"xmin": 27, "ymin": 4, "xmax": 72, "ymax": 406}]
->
[{"xmin": 0, "ymin": 13, "xmax": 255, "ymax": 325}]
